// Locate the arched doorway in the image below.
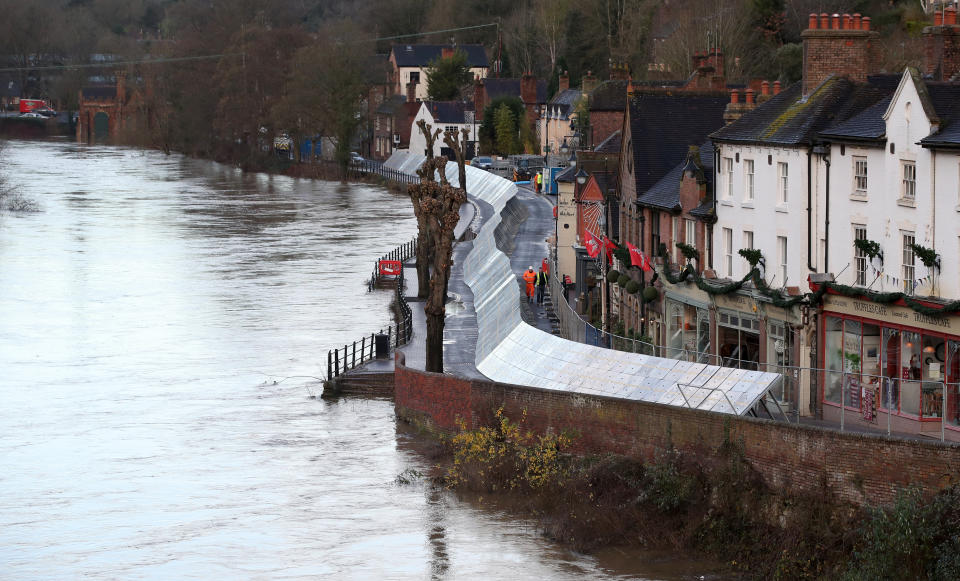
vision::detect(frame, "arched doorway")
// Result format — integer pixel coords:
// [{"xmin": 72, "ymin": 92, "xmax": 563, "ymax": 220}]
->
[{"xmin": 93, "ymin": 112, "xmax": 109, "ymax": 139}]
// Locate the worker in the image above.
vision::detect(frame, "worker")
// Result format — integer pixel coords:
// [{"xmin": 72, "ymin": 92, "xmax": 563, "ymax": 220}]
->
[
  {"xmin": 534, "ymin": 171, "xmax": 542, "ymax": 193},
  {"xmin": 541, "ymin": 257, "xmax": 550, "ymax": 275},
  {"xmin": 535, "ymin": 266, "xmax": 548, "ymax": 304},
  {"xmin": 522, "ymin": 266, "xmax": 537, "ymax": 303}
]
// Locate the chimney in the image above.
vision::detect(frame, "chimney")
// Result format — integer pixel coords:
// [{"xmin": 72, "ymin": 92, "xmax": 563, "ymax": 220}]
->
[
  {"xmin": 609, "ymin": 58, "xmax": 629, "ymax": 81},
  {"xmin": 801, "ymin": 12, "xmax": 878, "ymax": 96},
  {"xmin": 773, "ymin": 80, "xmax": 781, "ymax": 95},
  {"xmin": 745, "ymin": 88, "xmax": 755, "ymax": 105},
  {"xmin": 520, "ymin": 71, "xmax": 537, "ymax": 106},
  {"xmin": 708, "ymin": 47, "xmax": 725, "ymax": 79},
  {"xmin": 582, "ymin": 70, "xmax": 599, "ymax": 95},
  {"xmin": 723, "ymin": 89, "xmax": 745, "ymax": 124},
  {"xmin": 924, "ymin": 6, "xmax": 960, "ymax": 81},
  {"xmin": 558, "ymin": 70, "xmax": 569, "ymax": 93},
  {"xmin": 441, "ymin": 46, "xmax": 454, "ymax": 59},
  {"xmin": 406, "ymin": 81, "xmax": 417, "ymax": 103},
  {"xmin": 473, "ymin": 76, "xmax": 487, "ymax": 120}
]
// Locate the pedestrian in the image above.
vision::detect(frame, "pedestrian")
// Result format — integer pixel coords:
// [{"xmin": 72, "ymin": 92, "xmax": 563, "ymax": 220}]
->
[
  {"xmin": 522, "ymin": 266, "xmax": 536, "ymax": 303},
  {"xmin": 534, "ymin": 171, "xmax": 542, "ymax": 193},
  {"xmin": 541, "ymin": 257, "xmax": 550, "ymax": 275},
  {"xmin": 535, "ymin": 266, "xmax": 547, "ymax": 304}
]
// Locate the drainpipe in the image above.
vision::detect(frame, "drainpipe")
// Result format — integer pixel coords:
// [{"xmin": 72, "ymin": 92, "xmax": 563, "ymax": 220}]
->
[
  {"xmin": 931, "ymin": 149, "xmax": 937, "ymax": 294},
  {"xmin": 807, "ymin": 148, "xmax": 814, "ymax": 271},
  {"xmin": 811, "ymin": 144, "xmax": 830, "ymax": 272},
  {"xmin": 823, "ymin": 151, "xmax": 831, "ymax": 273}
]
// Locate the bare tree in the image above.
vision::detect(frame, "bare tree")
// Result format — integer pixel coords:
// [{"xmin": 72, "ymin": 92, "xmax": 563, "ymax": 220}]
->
[{"xmin": 409, "ymin": 120, "xmax": 467, "ymax": 373}]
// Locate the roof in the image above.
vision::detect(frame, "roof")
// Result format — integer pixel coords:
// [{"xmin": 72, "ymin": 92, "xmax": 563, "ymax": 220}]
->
[
  {"xmin": 629, "ymin": 92, "xmax": 729, "ymax": 195},
  {"xmin": 81, "ymin": 86, "xmax": 117, "ymax": 100},
  {"xmin": 421, "ymin": 101, "xmax": 470, "ymax": 124},
  {"xmin": 594, "ymin": 130, "xmax": 621, "ymax": 153},
  {"xmin": 0, "ymin": 78, "xmax": 19, "ymax": 98},
  {"xmin": 391, "ymin": 44, "xmax": 489, "ymax": 69},
  {"xmin": 920, "ymin": 82, "xmax": 960, "ymax": 148},
  {"xmin": 713, "ymin": 75, "xmax": 900, "ymax": 146},
  {"xmin": 590, "ymin": 80, "xmax": 628, "ymax": 111},
  {"xmin": 376, "ymin": 94, "xmax": 407, "ymax": 116},
  {"xmin": 639, "ymin": 141, "xmax": 715, "ymax": 213},
  {"xmin": 483, "ymin": 78, "xmax": 547, "ymax": 104},
  {"xmin": 546, "ymin": 88, "xmax": 581, "ymax": 118},
  {"xmin": 555, "ymin": 164, "xmax": 579, "ymax": 183},
  {"xmin": 818, "ymin": 96, "xmax": 891, "ymax": 143}
]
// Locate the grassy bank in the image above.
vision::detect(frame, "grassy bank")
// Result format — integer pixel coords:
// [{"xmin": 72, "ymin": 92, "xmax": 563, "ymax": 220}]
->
[{"xmin": 403, "ymin": 409, "xmax": 960, "ymax": 580}]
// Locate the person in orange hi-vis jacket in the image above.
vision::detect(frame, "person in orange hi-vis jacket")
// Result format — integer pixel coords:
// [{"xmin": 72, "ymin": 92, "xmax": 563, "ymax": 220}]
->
[{"xmin": 522, "ymin": 266, "xmax": 537, "ymax": 303}]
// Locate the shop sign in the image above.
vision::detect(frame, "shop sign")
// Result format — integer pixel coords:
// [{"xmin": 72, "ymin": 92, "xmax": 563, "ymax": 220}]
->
[
  {"xmin": 714, "ymin": 292, "xmax": 757, "ymax": 313},
  {"xmin": 823, "ymin": 295, "xmax": 960, "ymax": 335}
]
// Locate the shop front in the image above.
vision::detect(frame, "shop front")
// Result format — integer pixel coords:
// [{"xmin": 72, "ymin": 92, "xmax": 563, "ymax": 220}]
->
[
  {"xmin": 820, "ymin": 295, "xmax": 960, "ymax": 440},
  {"xmin": 664, "ymin": 294, "xmax": 710, "ymax": 362}
]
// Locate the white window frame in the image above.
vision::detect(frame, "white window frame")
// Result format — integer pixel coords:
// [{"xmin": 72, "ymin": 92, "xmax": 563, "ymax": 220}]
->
[
  {"xmin": 902, "ymin": 161, "xmax": 916, "ymax": 200},
  {"xmin": 853, "ymin": 156, "xmax": 868, "ymax": 195},
  {"xmin": 723, "ymin": 227, "xmax": 733, "ymax": 277},
  {"xmin": 743, "ymin": 230, "xmax": 754, "ymax": 251},
  {"xmin": 744, "ymin": 159, "xmax": 754, "ymax": 202},
  {"xmin": 672, "ymin": 216, "xmax": 680, "ymax": 262},
  {"xmin": 777, "ymin": 162, "xmax": 788, "ymax": 205},
  {"xmin": 903, "ymin": 232, "xmax": 916, "ymax": 294},
  {"xmin": 777, "ymin": 236, "xmax": 787, "ymax": 286},
  {"xmin": 685, "ymin": 219, "xmax": 696, "ymax": 248},
  {"xmin": 723, "ymin": 157, "xmax": 733, "ymax": 199},
  {"xmin": 853, "ymin": 225, "xmax": 867, "ymax": 286}
]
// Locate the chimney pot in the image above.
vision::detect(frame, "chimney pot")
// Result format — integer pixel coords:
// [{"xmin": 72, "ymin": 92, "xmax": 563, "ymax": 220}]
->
[
  {"xmin": 745, "ymin": 88, "xmax": 755, "ymax": 105},
  {"xmin": 853, "ymin": 13, "xmax": 862, "ymax": 29},
  {"xmin": 843, "ymin": 14, "xmax": 851, "ymax": 30},
  {"xmin": 935, "ymin": 10, "xmax": 943, "ymax": 27},
  {"xmin": 947, "ymin": 7, "xmax": 958, "ymax": 26},
  {"xmin": 808, "ymin": 13, "xmax": 818, "ymax": 29},
  {"xmin": 773, "ymin": 80, "xmax": 781, "ymax": 95},
  {"xmin": 761, "ymin": 80, "xmax": 770, "ymax": 96},
  {"xmin": 862, "ymin": 16, "xmax": 871, "ymax": 30},
  {"xmin": 832, "ymin": 14, "xmax": 840, "ymax": 29},
  {"xmin": 730, "ymin": 89, "xmax": 739, "ymax": 104},
  {"xmin": 820, "ymin": 13, "xmax": 830, "ymax": 29}
]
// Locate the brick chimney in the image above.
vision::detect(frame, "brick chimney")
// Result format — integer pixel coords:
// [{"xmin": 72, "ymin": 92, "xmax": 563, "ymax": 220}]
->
[
  {"xmin": 558, "ymin": 70, "xmax": 569, "ymax": 93},
  {"xmin": 406, "ymin": 81, "xmax": 417, "ymax": 103},
  {"xmin": 923, "ymin": 6, "xmax": 960, "ymax": 81},
  {"xmin": 520, "ymin": 71, "xmax": 538, "ymax": 127},
  {"xmin": 581, "ymin": 71, "xmax": 599, "ymax": 95},
  {"xmin": 802, "ymin": 12, "xmax": 878, "ymax": 96},
  {"xmin": 441, "ymin": 46, "xmax": 454, "ymax": 59},
  {"xmin": 609, "ymin": 58, "xmax": 629, "ymax": 81},
  {"xmin": 723, "ymin": 87, "xmax": 758, "ymax": 125},
  {"xmin": 473, "ymin": 76, "xmax": 487, "ymax": 120}
]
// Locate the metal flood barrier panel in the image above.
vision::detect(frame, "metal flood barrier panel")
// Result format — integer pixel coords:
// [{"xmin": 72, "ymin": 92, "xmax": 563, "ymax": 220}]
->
[{"xmin": 383, "ymin": 152, "xmax": 784, "ymax": 416}]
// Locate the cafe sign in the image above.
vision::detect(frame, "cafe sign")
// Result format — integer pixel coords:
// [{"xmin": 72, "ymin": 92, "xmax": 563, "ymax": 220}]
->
[{"xmin": 823, "ymin": 295, "xmax": 960, "ymax": 335}]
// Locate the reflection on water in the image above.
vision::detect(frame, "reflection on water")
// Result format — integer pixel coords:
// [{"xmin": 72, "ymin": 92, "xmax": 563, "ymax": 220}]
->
[{"xmin": 0, "ymin": 139, "xmax": 725, "ymax": 579}]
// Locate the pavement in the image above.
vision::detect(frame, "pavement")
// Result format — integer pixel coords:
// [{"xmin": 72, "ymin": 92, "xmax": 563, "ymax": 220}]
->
[{"xmin": 350, "ymin": 182, "xmax": 558, "ymax": 378}]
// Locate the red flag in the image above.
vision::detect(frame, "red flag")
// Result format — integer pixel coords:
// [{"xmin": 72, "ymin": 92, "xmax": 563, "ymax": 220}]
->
[
  {"xmin": 626, "ymin": 241, "xmax": 652, "ymax": 272},
  {"xmin": 584, "ymin": 230, "xmax": 601, "ymax": 258}
]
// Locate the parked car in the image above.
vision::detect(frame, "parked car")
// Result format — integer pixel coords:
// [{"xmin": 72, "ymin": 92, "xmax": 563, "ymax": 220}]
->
[
  {"xmin": 19, "ymin": 112, "xmax": 44, "ymax": 119},
  {"xmin": 471, "ymin": 156, "xmax": 493, "ymax": 170},
  {"xmin": 34, "ymin": 108, "xmax": 57, "ymax": 118},
  {"xmin": 349, "ymin": 152, "xmax": 364, "ymax": 164}
]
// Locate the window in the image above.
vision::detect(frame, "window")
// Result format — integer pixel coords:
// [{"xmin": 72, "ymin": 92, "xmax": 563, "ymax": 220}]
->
[
  {"xmin": 853, "ymin": 157, "xmax": 868, "ymax": 195},
  {"xmin": 777, "ymin": 162, "xmax": 789, "ymax": 204},
  {"xmin": 902, "ymin": 232, "xmax": 915, "ymax": 294},
  {"xmin": 777, "ymin": 236, "xmax": 787, "ymax": 285},
  {"xmin": 650, "ymin": 211, "xmax": 661, "ymax": 257},
  {"xmin": 902, "ymin": 161, "xmax": 916, "ymax": 200},
  {"xmin": 685, "ymin": 219, "xmax": 696, "ymax": 248},
  {"xmin": 444, "ymin": 125, "xmax": 457, "ymax": 134},
  {"xmin": 854, "ymin": 225, "xmax": 867, "ymax": 286},
  {"xmin": 743, "ymin": 230, "xmax": 754, "ymax": 251},
  {"xmin": 409, "ymin": 71, "xmax": 420, "ymax": 84},
  {"xmin": 723, "ymin": 157, "xmax": 733, "ymax": 199},
  {"xmin": 723, "ymin": 227, "xmax": 733, "ymax": 277},
  {"xmin": 672, "ymin": 216, "xmax": 680, "ymax": 262},
  {"xmin": 744, "ymin": 159, "xmax": 754, "ymax": 202}
]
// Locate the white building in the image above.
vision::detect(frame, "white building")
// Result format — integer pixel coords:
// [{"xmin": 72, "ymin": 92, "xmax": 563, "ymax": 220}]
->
[
  {"xmin": 388, "ymin": 44, "xmax": 489, "ymax": 103},
  {"xmin": 408, "ymin": 101, "xmax": 475, "ymax": 158}
]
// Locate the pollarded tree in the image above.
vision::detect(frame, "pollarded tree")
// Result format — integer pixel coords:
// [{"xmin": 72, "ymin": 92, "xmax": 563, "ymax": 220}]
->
[
  {"xmin": 425, "ymin": 49, "xmax": 473, "ymax": 101},
  {"xmin": 408, "ymin": 120, "xmax": 467, "ymax": 373}
]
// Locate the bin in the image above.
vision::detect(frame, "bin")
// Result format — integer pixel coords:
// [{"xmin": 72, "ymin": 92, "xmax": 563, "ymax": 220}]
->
[{"xmin": 375, "ymin": 333, "xmax": 390, "ymax": 358}]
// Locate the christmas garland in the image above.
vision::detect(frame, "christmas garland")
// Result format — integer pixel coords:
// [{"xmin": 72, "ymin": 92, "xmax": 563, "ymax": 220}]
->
[
  {"xmin": 854, "ymin": 238, "xmax": 882, "ymax": 262},
  {"xmin": 909, "ymin": 242, "xmax": 941, "ymax": 272},
  {"xmin": 676, "ymin": 242, "xmax": 698, "ymax": 262}
]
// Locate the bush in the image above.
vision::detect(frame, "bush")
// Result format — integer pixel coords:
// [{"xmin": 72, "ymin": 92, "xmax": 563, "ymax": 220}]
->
[
  {"xmin": 642, "ymin": 286, "xmax": 658, "ymax": 302},
  {"xmin": 625, "ymin": 280, "xmax": 640, "ymax": 294},
  {"xmin": 617, "ymin": 273, "xmax": 630, "ymax": 287},
  {"xmin": 606, "ymin": 269, "xmax": 620, "ymax": 283}
]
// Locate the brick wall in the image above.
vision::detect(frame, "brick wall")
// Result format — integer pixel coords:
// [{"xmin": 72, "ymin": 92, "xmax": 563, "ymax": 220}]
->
[
  {"xmin": 925, "ymin": 25, "xmax": 960, "ymax": 81},
  {"xmin": 395, "ymin": 354, "xmax": 960, "ymax": 506},
  {"xmin": 590, "ymin": 111, "xmax": 624, "ymax": 150},
  {"xmin": 801, "ymin": 29, "xmax": 877, "ymax": 95}
]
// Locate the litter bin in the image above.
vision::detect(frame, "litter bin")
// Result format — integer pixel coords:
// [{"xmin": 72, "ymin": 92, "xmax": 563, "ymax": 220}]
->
[{"xmin": 375, "ymin": 333, "xmax": 390, "ymax": 358}]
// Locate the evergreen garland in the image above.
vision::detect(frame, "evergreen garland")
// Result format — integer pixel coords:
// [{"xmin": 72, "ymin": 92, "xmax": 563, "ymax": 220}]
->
[
  {"xmin": 676, "ymin": 242, "xmax": 698, "ymax": 262},
  {"xmin": 909, "ymin": 243, "xmax": 941, "ymax": 272},
  {"xmin": 854, "ymin": 238, "xmax": 882, "ymax": 262}
]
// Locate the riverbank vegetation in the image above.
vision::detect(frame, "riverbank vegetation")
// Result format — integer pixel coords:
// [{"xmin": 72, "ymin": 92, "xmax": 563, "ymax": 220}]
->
[{"xmin": 405, "ymin": 409, "xmax": 960, "ymax": 580}]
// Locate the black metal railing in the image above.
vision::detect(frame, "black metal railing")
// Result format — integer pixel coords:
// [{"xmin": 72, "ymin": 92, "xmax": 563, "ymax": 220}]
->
[
  {"xmin": 327, "ymin": 326, "xmax": 394, "ymax": 380},
  {"xmin": 370, "ymin": 237, "xmax": 417, "ymax": 287},
  {"xmin": 348, "ymin": 159, "xmax": 420, "ymax": 185}
]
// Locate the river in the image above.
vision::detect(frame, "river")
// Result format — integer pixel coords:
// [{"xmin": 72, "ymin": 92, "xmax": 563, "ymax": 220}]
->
[{"xmin": 0, "ymin": 139, "xmax": 723, "ymax": 580}]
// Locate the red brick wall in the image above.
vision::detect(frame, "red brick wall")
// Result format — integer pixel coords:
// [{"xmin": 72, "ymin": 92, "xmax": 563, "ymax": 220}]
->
[
  {"xmin": 925, "ymin": 26, "xmax": 960, "ymax": 81},
  {"xmin": 589, "ymin": 111, "xmax": 623, "ymax": 149},
  {"xmin": 396, "ymin": 356, "xmax": 960, "ymax": 506}
]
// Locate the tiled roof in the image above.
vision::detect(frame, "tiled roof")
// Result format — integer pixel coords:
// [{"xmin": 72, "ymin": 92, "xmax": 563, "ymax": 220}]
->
[
  {"xmin": 376, "ymin": 94, "xmax": 407, "ymax": 116},
  {"xmin": 483, "ymin": 78, "xmax": 547, "ymax": 104},
  {"xmin": 629, "ymin": 92, "xmax": 729, "ymax": 196},
  {"xmin": 391, "ymin": 44, "xmax": 489, "ymax": 68},
  {"xmin": 590, "ymin": 80, "xmax": 628, "ymax": 111},
  {"xmin": 713, "ymin": 75, "xmax": 899, "ymax": 146},
  {"xmin": 546, "ymin": 88, "xmax": 581, "ymax": 119},
  {"xmin": 818, "ymin": 96, "xmax": 891, "ymax": 142},
  {"xmin": 595, "ymin": 130, "xmax": 621, "ymax": 153},
  {"xmin": 920, "ymin": 83, "xmax": 960, "ymax": 148},
  {"xmin": 421, "ymin": 101, "xmax": 470, "ymax": 124},
  {"xmin": 555, "ymin": 164, "xmax": 578, "ymax": 183},
  {"xmin": 638, "ymin": 141, "xmax": 715, "ymax": 212}
]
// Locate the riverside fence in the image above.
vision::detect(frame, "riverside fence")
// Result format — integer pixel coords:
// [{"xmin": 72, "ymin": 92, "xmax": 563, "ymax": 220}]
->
[
  {"xmin": 327, "ymin": 239, "xmax": 418, "ymax": 382},
  {"xmin": 348, "ymin": 159, "xmax": 420, "ymax": 185}
]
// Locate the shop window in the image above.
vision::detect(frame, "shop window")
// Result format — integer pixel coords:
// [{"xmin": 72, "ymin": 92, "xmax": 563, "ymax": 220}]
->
[
  {"xmin": 824, "ymin": 317, "xmax": 844, "ymax": 405},
  {"xmin": 881, "ymin": 328, "xmax": 901, "ymax": 412},
  {"xmin": 718, "ymin": 310, "xmax": 759, "ymax": 369},
  {"xmin": 920, "ymin": 334, "xmax": 946, "ymax": 418},
  {"xmin": 947, "ymin": 341, "xmax": 960, "ymax": 428},
  {"xmin": 767, "ymin": 322, "xmax": 788, "ymax": 402},
  {"xmin": 667, "ymin": 301, "xmax": 708, "ymax": 361},
  {"xmin": 900, "ymin": 332, "xmax": 922, "ymax": 416}
]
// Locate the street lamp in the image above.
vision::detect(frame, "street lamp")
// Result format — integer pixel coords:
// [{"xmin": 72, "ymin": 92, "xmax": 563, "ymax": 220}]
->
[
  {"xmin": 560, "ymin": 137, "xmax": 569, "ymax": 155},
  {"xmin": 569, "ymin": 150, "xmax": 578, "ymax": 168}
]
